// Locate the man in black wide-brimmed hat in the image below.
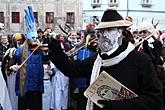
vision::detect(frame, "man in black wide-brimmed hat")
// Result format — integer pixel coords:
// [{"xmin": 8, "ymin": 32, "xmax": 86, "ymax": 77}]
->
[{"xmin": 48, "ymin": 7, "xmax": 163, "ymax": 110}]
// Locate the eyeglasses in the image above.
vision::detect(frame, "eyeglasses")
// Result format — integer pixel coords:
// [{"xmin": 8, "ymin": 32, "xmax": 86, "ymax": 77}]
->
[{"xmin": 139, "ymin": 30, "xmax": 147, "ymax": 34}]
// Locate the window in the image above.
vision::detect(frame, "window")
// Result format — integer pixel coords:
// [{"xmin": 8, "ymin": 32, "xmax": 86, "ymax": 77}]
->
[
  {"xmin": 142, "ymin": 0, "xmax": 151, "ymax": 4},
  {"xmin": 46, "ymin": 12, "xmax": 54, "ymax": 23},
  {"xmin": 141, "ymin": 0, "xmax": 152, "ymax": 7},
  {"xmin": 33, "ymin": 12, "xmax": 38, "ymax": 23},
  {"xmin": 0, "ymin": 12, "xmax": 4, "ymax": 23},
  {"xmin": 92, "ymin": 0, "xmax": 101, "ymax": 3},
  {"xmin": 91, "ymin": 0, "xmax": 102, "ymax": 8},
  {"xmin": 108, "ymin": 0, "xmax": 119, "ymax": 7},
  {"xmin": 12, "ymin": 12, "xmax": 20, "ymax": 23},
  {"xmin": 66, "ymin": 12, "xmax": 75, "ymax": 24}
]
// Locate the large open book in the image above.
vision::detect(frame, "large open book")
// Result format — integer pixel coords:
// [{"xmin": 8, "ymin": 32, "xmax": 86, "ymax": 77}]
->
[{"xmin": 84, "ymin": 71, "xmax": 138, "ymax": 108}]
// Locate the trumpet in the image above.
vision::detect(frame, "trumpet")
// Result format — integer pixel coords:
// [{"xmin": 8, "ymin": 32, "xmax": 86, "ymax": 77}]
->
[{"xmin": 66, "ymin": 37, "xmax": 98, "ymax": 57}]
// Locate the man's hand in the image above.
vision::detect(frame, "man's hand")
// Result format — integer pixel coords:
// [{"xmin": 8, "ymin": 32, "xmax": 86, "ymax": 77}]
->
[
  {"xmin": 97, "ymin": 100, "xmax": 112, "ymax": 109},
  {"xmin": 10, "ymin": 64, "xmax": 19, "ymax": 72}
]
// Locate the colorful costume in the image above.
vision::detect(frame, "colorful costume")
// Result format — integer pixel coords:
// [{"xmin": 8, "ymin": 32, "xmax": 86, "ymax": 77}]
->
[{"xmin": 10, "ymin": 6, "xmax": 46, "ymax": 110}]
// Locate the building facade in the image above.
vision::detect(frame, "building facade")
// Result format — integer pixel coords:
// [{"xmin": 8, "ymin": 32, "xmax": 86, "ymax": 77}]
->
[
  {"xmin": 0, "ymin": 0, "xmax": 83, "ymax": 33},
  {"xmin": 82, "ymin": 0, "xmax": 165, "ymax": 31},
  {"xmin": 1, "ymin": 0, "xmax": 165, "ymax": 33}
]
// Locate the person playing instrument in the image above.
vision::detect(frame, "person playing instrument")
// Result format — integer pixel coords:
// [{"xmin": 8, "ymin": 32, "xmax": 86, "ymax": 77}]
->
[
  {"xmin": 9, "ymin": 6, "xmax": 48, "ymax": 110},
  {"xmin": 48, "ymin": 7, "xmax": 163, "ymax": 110},
  {"xmin": 138, "ymin": 21, "xmax": 163, "ymax": 67}
]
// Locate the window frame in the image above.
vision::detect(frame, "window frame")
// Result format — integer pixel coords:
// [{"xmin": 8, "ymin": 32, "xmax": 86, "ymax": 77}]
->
[
  {"xmin": 33, "ymin": 12, "xmax": 38, "ymax": 23},
  {"xmin": 0, "ymin": 12, "xmax": 4, "ymax": 23},
  {"xmin": 66, "ymin": 12, "xmax": 75, "ymax": 24},
  {"xmin": 45, "ymin": 12, "xmax": 54, "ymax": 24},
  {"xmin": 12, "ymin": 12, "xmax": 20, "ymax": 23}
]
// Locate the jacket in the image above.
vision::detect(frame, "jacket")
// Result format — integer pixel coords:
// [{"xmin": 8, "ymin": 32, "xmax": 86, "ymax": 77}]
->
[
  {"xmin": 49, "ymin": 41, "xmax": 163, "ymax": 110},
  {"xmin": 13, "ymin": 47, "xmax": 44, "ymax": 96}
]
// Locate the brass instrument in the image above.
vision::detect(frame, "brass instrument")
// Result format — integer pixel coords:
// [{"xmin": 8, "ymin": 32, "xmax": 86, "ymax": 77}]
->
[{"xmin": 66, "ymin": 37, "xmax": 98, "ymax": 57}]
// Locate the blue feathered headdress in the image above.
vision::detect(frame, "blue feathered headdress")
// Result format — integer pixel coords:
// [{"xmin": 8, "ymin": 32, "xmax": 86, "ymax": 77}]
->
[{"xmin": 24, "ymin": 6, "xmax": 38, "ymax": 40}]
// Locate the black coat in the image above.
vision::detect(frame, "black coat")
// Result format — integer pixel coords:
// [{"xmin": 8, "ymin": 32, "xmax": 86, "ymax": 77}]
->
[
  {"xmin": 0, "ymin": 43, "xmax": 12, "ymax": 83},
  {"xmin": 0, "ymin": 43, "xmax": 11, "ymax": 62},
  {"xmin": 49, "ymin": 42, "xmax": 163, "ymax": 110},
  {"xmin": 138, "ymin": 36, "xmax": 163, "ymax": 66}
]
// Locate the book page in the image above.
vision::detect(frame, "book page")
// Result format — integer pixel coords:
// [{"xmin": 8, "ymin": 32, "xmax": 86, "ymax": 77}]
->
[{"xmin": 84, "ymin": 71, "xmax": 138, "ymax": 108}]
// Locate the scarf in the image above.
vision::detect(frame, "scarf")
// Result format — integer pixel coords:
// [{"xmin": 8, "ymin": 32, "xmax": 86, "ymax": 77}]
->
[
  {"xmin": 86, "ymin": 42, "xmax": 135, "ymax": 110},
  {"xmin": 20, "ymin": 40, "xmax": 29, "ymax": 97}
]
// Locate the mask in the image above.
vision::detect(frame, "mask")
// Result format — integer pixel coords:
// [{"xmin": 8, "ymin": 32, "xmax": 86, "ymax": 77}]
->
[{"xmin": 98, "ymin": 28, "xmax": 123, "ymax": 54}]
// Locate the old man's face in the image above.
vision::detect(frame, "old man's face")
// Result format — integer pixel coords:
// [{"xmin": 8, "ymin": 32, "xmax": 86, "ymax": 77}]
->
[{"xmin": 98, "ymin": 28, "xmax": 123, "ymax": 54}]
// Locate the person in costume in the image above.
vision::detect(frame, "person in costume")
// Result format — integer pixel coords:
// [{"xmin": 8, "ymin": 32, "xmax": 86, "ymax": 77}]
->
[
  {"xmin": 0, "ymin": 34, "xmax": 12, "ymax": 110},
  {"xmin": 50, "ymin": 64, "xmax": 69, "ymax": 110},
  {"xmin": 9, "ymin": 6, "xmax": 47, "ymax": 110},
  {"xmin": 42, "ymin": 62, "xmax": 54, "ymax": 110},
  {"xmin": 50, "ymin": 33, "xmax": 70, "ymax": 110},
  {"xmin": 138, "ymin": 21, "xmax": 163, "ymax": 67},
  {"xmin": 48, "ymin": 7, "xmax": 163, "ymax": 110},
  {"xmin": 0, "ymin": 27, "xmax": 12, "ymax": 110},
  {"xmin": 138, "ymin": 22, "xmax": 165, "ymax": 109},
  {"xmin": 0, "ymin": 68, "xmax": 12, "ymax": 110},
  {"xmin": 1, "ymin": 33, "xmax": 25, "ymax": 110}
]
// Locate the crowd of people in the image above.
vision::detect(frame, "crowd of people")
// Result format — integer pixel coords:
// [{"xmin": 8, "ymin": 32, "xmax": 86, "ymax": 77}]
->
[{"xmin": 1, "ymin": 6, "xmax": 165, "ymax": 110}]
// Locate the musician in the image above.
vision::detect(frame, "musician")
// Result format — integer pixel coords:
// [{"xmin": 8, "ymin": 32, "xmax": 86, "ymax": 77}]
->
[
  {"xmin": 138, "ymin": 21, "xmax": 165, "ymax": 110},
  {"xmin": 9, "ymin": 6, "xmax": 47, "ymax": 110},
  {"xmin": 138, "ymin": 22, "xmax": 165, "ymax": 109},
  {"xmin": 138, "ymin": 21, "xmax": 163, "ymax": 68},
  {"xmin": 48, "ymin": 7, "xmax": 163, "ymax": 110}
]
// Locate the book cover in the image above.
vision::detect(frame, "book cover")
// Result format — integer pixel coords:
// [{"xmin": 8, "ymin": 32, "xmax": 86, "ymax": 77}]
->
[{"xmin": 84, "ymin": 71, "xmax": 138, "ymax": 108}]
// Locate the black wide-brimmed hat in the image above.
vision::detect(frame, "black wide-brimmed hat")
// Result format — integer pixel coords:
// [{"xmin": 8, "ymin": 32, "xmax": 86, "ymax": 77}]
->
[{"xmin": 95, "ymin": 8, "xmax": 133, "ymax": 30}]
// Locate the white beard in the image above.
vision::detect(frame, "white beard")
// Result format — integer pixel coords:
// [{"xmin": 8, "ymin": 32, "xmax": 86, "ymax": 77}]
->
[{"xmin": 98, "ymin": 28, "xmax": 123, "ymax": 54}]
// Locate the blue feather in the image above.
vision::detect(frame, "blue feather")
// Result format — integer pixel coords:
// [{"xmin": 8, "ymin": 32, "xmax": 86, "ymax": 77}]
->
[
  {"xmin": 24, "ymin": 6, "xmax": 38, "ymax": 40},
  {"xmin": 28, "ymin": 6, "xmax": 35, "ymax": 24},
  {"xmin": 24, "ymin": 9, "xmax": 32, "ymax": 28}
]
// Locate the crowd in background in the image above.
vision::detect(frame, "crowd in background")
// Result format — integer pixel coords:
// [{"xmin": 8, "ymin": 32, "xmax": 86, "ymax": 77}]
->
[{"xmin": 1, "ymin": 17, "xmax": 165, "ymax": 110}]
